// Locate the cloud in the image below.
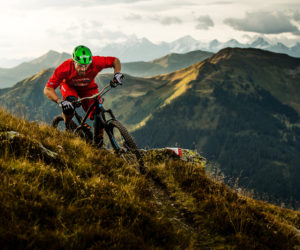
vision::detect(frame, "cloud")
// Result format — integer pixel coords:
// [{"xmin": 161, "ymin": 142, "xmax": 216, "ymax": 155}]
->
[
  {"xmin": 195, "ymin": 15, "xmax": 214, "ymax": 30},
  {"xmin": 160, "ymin": 17, "xmax": 182, "ymax": 25},
  {"xmin": 47, "ymin": 20, "xmax": 129, "ymax": 46},
  {"xmin": 126, "ymin": 13, "xmax": 143, "ymax": 21},
  {"xmin": 97, "ymin": 30, "xmax": 129, "ymax": 40},
  {"xmin": 11, "ymin": 0, "xmax": 151, "ymax": 9},
  {"xmin": 224, "ymin": 11, "xmax": 299, "ymax": 34},
  {"xmin": 151, "ymin": 16, "xmax": 182, "ymax": 26},
  {"xmin": 206, "ymin": 1, "xmax": 232, "ymax": 5},
  {"xmin": 293, "ymin": 10, "xmax": 300, "ymax": 21},
  {"xmin": 293, "ymin": 30, "xmax": 300, "ymax": 36}
]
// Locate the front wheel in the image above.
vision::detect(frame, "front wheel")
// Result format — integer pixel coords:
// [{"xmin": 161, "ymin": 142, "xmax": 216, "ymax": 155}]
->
[
  {"xmin": 106, "ymin": 120, "xmax": 145, "ymax": 173},
  {"xmin": 106, "ymin": 120, "xmax": 137, "ymax": 152}
]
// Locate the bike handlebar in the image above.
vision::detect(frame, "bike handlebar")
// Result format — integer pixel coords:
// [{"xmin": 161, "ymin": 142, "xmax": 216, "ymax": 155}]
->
[{"xmin": 74, "ymin": 80, "xmax": 122, "ymax": 104}]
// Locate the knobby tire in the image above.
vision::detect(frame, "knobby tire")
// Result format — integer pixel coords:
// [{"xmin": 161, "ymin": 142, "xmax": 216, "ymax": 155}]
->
[
  {"xmin": 107, "ymin": 120, "xmax": 145, "ymax": 173},
  {"xmin": 51, "ymin": 115, "xmax": 93, "ymax": 143}
]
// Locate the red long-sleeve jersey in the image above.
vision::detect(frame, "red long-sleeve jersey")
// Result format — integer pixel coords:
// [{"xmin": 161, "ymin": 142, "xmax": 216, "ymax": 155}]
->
[{"xmin": 46, "ymin": 56, "xmax": 116, "ymax": 90}]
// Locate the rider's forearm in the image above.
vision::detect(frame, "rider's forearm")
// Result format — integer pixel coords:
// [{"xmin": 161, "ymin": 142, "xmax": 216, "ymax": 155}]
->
[
  {"xmin": 113, "ymin": 58, "xmax": 121, "ymax": 73},
  {"xmin": 44, "ymin": 87, "xmax": 61, "ymax": 104}
]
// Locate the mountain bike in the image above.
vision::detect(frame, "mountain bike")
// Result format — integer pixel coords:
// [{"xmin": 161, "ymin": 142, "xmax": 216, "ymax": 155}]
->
[{"xmin": 51, "ymin": 80, "xmax": 145, "ymax": 173}]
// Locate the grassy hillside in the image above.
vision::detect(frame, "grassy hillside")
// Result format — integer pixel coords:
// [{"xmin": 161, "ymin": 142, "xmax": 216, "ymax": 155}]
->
[
  {"xmin": 1, "ymin": 107, "xmax": 300, "ymax": 249},
  {"xmin": 95, "ymin": 66, "xmax": 201, "ymax": 130},
  {"xmin": 207, "ymin": 48, "xmax": 300, "ymax": 115}
]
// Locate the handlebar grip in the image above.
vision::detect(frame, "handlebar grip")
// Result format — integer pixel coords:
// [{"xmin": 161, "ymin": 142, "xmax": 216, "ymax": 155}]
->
[
  {"xmin": 72, "ymin": 101, "xmax": 81, "ymax": 108},
  {"xmin": 110, "ymin": 80, "xmax": 118, "ymax": 88}
]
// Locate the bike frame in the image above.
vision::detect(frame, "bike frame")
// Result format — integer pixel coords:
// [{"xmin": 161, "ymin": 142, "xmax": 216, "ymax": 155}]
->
[
  {"xmin": 72, "ymin": 82, "xmax": 114, "ymax": 126},
  {"xmin": 72, "ymin": 81, "xmax": 122, "ymax": 150}
]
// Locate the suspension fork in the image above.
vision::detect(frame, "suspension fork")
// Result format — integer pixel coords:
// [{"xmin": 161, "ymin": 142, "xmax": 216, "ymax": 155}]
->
[{"xmin": 94, "ymin": 108, "xmax": 120, "ymax": 151}]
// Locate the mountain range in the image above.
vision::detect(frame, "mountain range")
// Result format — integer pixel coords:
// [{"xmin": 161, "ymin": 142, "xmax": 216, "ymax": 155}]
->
[
  {"xmin": 0, "ymin": 51, "xmax": 70, "ymax": 88},
  {"xmin": 0, "ymin": 50, "xmax": 213, "ymax": 88},
  {"xmin": 1, "ymin": 48, "xmax": 300, "ymax": 206},
  {"xmin": 1, "ymin": 35, "xmax": 299, "ymax": 88},
  {"xmin": 96, "ymin": 35, "xmax": 300, "ymax": 62}
]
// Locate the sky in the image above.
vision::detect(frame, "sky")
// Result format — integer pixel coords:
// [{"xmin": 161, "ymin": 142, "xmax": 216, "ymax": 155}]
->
[{"xmin": 0, "ymin": 0, "xmax": 300, "ymax": 66}]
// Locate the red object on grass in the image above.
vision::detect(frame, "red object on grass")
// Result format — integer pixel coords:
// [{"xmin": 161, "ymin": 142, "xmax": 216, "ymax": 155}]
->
[{"xmin": 166, "ymin": 147, "xmax": 182, "ymax": 156}]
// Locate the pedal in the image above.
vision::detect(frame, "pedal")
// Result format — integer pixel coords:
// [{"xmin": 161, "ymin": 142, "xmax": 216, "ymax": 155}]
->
[{"xmin": 83, "ymin": 123, "xmax": 91, "ymax": 130}]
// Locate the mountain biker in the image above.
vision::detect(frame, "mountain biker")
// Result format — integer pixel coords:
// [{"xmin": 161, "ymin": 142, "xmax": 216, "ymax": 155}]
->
[{"xmin": 44, "ymin": 45, "xmax": 124, "ymax": 145}]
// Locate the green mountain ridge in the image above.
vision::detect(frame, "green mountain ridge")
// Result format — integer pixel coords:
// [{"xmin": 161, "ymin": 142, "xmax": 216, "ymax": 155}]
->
[
  {"xmin": 120, "ymin": 50, "xmax": 213, "ymax": 77},
  {"xmin": 206, "ymin": 48, "xmax": 300, "ymax": 115},
  {"xmin": 131, "ymin": 47, "xmax": 300, "ymax": 205},
  {"xmin": 1, "ymin": 108, "xmax": 300, "ymax": 249},
  {"xmin": 0, "ymin": 68, "xmax": 59, "ymax": 121}
]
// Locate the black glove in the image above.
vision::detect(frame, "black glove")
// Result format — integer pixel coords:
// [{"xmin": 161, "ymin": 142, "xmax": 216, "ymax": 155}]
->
[
  {"xmin": 59, "ymin": 100, "xmax": 74, "ymax": 115},
  {"xmin": 113, "ymin": 72, "xmax": 124, "ymax": 85}
]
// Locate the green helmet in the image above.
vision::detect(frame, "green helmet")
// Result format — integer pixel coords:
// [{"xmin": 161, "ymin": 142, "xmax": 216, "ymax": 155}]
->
[{"xmin": 72, "ymin": 45, "xmax": 92, "ymax": 65}]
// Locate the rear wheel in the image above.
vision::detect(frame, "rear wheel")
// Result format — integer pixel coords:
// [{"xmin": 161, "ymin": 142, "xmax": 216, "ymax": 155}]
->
[
  {"xmin": 51, "ymin": 115, "xmax": 93, "ymax": 143},
  {"xmin": 52, "ymin": 115, "xmax": 76, "ymax": 131}
]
